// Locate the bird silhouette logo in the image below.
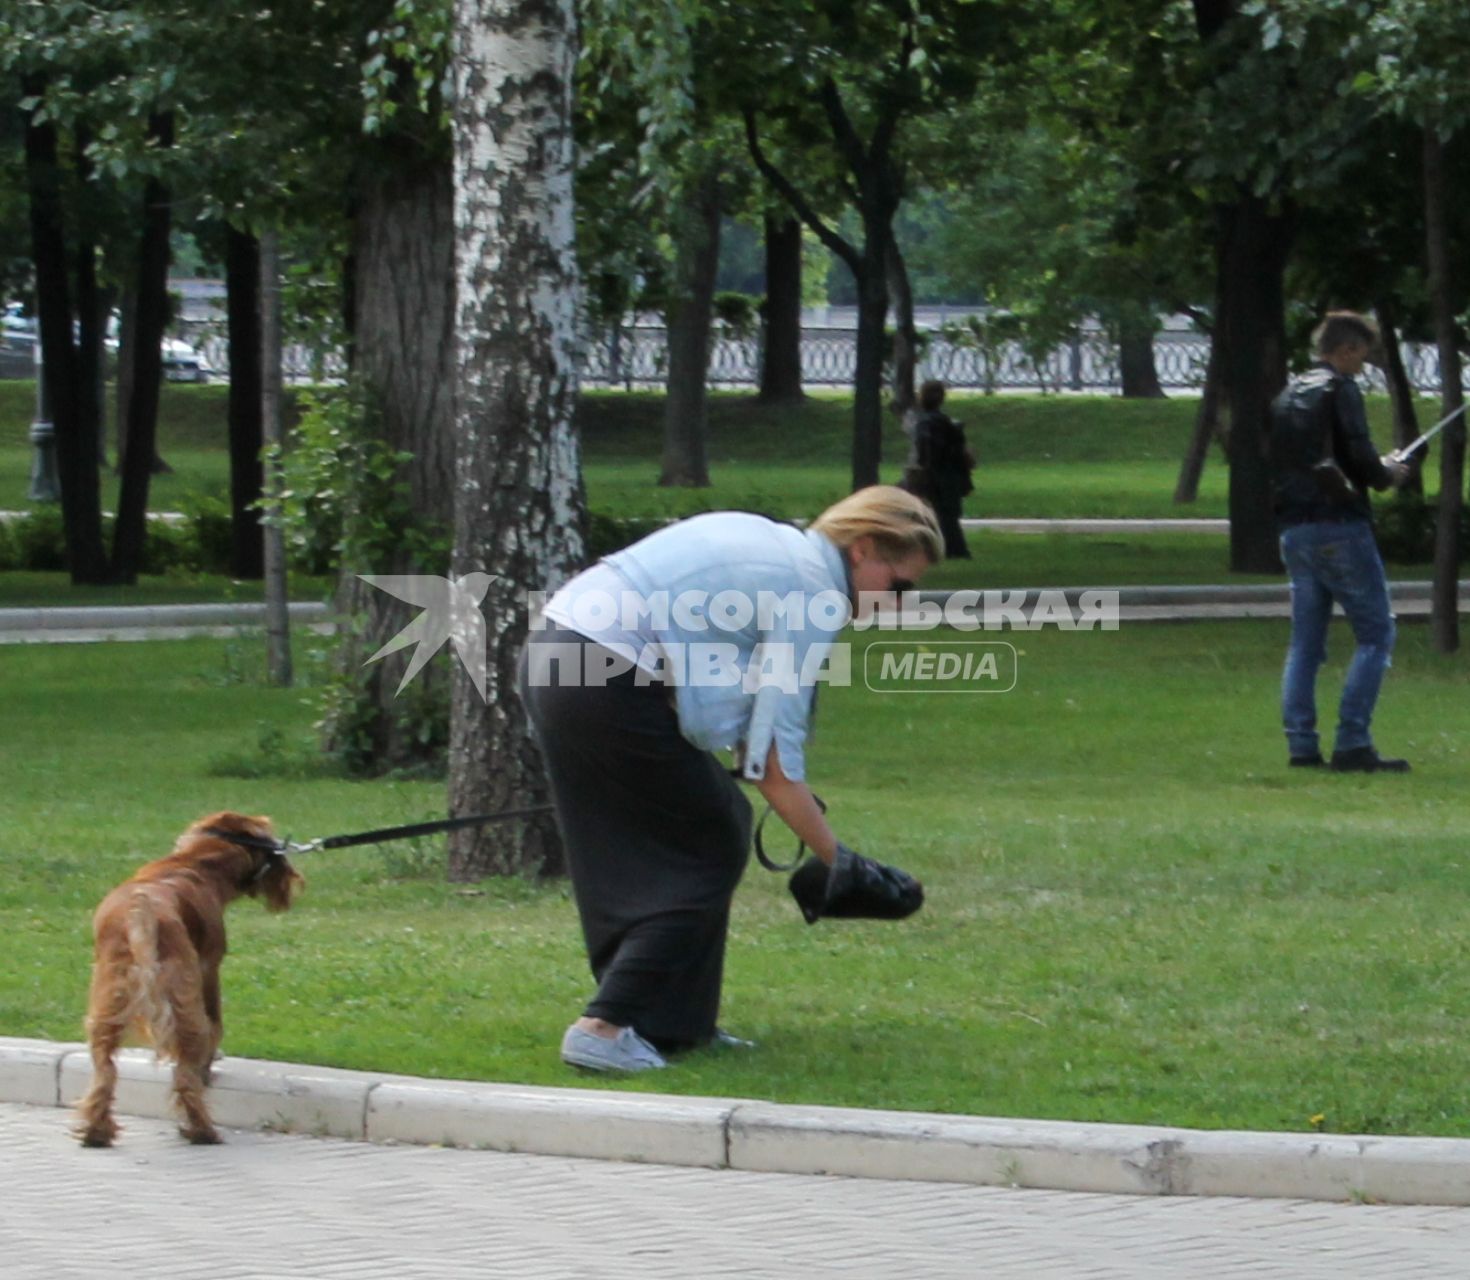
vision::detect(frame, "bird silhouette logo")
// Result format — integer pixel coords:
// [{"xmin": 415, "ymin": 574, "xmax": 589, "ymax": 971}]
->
[{"xmin": 359, "ymin": 574, "xmax": 497, "ymax": 702}]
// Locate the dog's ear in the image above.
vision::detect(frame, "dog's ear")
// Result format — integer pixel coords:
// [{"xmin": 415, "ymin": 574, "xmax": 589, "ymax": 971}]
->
[{"xmin": 257, "ymin": 856, "xmax": 304, "ymax": 913}]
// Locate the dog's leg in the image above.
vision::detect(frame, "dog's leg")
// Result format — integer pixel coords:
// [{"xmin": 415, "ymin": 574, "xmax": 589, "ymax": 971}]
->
[
  {"xmin": 201, "ymin": 965, "xmax": 223, "ymax": 1085},
  {"xmin": 171, "ymin": 1062, "xmax": 221, "ymax": 1144},
  {"xmin": 167, "ymin": 972, "xmax": 223, "ymax": 1144},
  {"xmin": 74, "ymin": 965, "xmax": 129, "ymax": 1148}
]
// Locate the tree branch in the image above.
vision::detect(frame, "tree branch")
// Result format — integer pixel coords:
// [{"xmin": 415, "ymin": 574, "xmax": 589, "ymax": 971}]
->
[
  {"xmin": 871, "ymin": 18, "xmax": 917, "ymax": 164},
  {"xmin": 742, "ymin": 107, "xmax": 859, "ymax": 272},
  {"xmin": 819, "ymin": 77, "xmax": 870, "ymax": 179}
]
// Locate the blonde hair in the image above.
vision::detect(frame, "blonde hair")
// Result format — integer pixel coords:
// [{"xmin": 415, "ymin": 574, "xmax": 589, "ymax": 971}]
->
[{"xmin": 811, "ymin": 485, "xmax": 943, "ymax": 564}]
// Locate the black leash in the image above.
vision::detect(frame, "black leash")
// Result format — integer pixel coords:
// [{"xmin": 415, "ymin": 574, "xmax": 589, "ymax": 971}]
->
[
  {"xmin": 752, "ymin": 793, "xmax": 826, "ymax": 873},
  {"xmin": 207, "ymin": 808, "xmax": 554, "ymax": 858},
  {"xmin": 297, "ymin": 807, "xmax": 555, "ymax": 854}
]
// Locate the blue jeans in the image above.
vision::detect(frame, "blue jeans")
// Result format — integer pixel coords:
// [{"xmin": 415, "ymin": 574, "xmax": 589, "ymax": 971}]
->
[{"xmin": 1280, "ymin": 520, "xmax": 1395, "ymax": 758}]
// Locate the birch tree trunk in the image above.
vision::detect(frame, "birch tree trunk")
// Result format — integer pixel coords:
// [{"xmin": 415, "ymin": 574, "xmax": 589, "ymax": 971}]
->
[{"xmin": 449, "ymin": 0, "xmax": 584, "ymax": 879}]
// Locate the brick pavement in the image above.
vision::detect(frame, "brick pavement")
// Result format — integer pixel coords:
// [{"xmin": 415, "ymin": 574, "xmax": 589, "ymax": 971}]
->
[{"xmin": 6, "ymin": 1103, "xmax": 1470, "ymax": 1280}]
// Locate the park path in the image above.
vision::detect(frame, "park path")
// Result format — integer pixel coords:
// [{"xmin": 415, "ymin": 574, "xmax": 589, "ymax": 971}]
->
[{"xmin": 6, "ymin": 1102, "xmax": 1470, "ymax": 1280}]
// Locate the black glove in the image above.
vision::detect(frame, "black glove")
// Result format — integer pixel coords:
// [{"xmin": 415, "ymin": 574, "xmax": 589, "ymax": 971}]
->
[{"xmin": 788, "ymin": 842, "xmax": 924, "ymax": 925}]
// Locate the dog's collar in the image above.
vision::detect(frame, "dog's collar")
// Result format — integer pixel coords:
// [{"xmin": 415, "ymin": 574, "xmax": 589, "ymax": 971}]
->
[
  {"xmin": 201, "ymin": 827, "xmax": 288, "ymax": 887},
  {"xmin": 201, "ymin": 827, "xmax": 287, "ymax": 855}
]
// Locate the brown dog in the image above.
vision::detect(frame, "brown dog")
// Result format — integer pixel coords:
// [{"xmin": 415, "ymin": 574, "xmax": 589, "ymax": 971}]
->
[{"xmin": 75, "ymin": 812, "xmax": 304, "ymax": 1147}]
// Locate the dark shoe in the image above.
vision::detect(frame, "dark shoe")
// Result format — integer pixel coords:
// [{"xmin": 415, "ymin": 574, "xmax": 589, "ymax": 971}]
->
[
  {"xmin": 1289, "ymin": 753, "xmax": 1326, "ymax": 768},
  {"xmin": 1330, "ymin": 747, "xmax": 1410, "ymax": 774},
  {"xmin": 709, "ymin": 1028, "xmax": 757, "ymax": 1050}
]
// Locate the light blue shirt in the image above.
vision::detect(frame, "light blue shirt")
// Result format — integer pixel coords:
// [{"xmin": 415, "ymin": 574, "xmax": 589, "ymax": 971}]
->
[{"xmin": 541, "ymin": 512, "xmax": 851, "ymax": 782}]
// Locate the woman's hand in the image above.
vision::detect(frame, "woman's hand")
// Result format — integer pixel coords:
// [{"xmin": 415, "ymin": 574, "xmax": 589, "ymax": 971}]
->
[{"xmin": 753, "ymin": 745, "xmax": 839, "ymax": 864}]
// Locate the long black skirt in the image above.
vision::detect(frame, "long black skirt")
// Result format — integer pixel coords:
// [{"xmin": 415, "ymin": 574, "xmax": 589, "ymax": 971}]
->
[{"xmin": 519, "ymin": 624, "xmax": 753, "ymax": 1051}]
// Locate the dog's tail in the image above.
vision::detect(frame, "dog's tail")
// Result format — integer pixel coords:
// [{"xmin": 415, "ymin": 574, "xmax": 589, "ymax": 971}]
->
[{"xmin": 125, "ymin": 890, "xmax": 177, "ymax": 1060}]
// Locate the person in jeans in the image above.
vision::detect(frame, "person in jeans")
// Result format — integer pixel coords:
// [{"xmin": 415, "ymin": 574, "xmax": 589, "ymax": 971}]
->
[
  {"xmin": 1270, "ymin": 311, "xmax": 1411, "ymax": 773},
  {"xmin": 521, "ymin": 487, "xmax": 941, "ymax": 1073}
]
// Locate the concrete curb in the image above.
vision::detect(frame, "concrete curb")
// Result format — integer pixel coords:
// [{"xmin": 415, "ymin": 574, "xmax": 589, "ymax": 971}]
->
[{"xmin": 8, "ymin": 1036, "xmax": 1470, "ymax": 1205}]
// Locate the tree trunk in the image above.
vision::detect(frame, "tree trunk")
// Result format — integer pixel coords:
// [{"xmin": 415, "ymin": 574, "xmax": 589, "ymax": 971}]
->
[
  {"xmin": 852, "ymin": 243, "xmax": 889, "ymax": 489},
  {"xmin": 23, "ymin": 77, "xmax": 107, "ymax": 582},
  {"xmin": 449, "ymin": 0, "xmax": 583, "ymax": 880},
  {"xmin": 226, "ymin": 226, "xmax": 265, "ymax": 579},
  {"xmin": 73, "ymin": 130, "xmax": 106, "ymax": 492},
  {"xmin": 260, "ymin": 230, "xmax": 293, "ymax": 687},
  {"xmin": 114, "ymin": 285, "xmax": 136, "ymax": 466},
  {"xmin": 758, "ymin": 213, "xmax": 804, "ymax": 403},
  {"xmin": 1374, "ymin": 296, "xmax": 1423, "ymax": 498},
  {"xmin": 326, "ymin": 151, "xmax": 458, "ymax": 771},
  {"xmin": 1217, "ymin": 194, "xmax": 1291, "ymax": 573},
  {"xmin": 1424, "ymin": 130, "xmax": 1464, "ymax": 653},
  {"xmin": 112, "ymin": 112, "xmax": 174, "ymax": 584},
  {"xmin": 1118, "ymin": 309, "xmax": 1165, "ymax": 398},
  {"xmin": 659, "ymin": 166, "xmax": 721, "ymax": 487},
  {"xmin": 1174, "ymin": 329, "xmax": 1226, "ymax": 504},
  {"xmin": 887, "ymin": 238, "xmax": 918, "ymax": 416}
]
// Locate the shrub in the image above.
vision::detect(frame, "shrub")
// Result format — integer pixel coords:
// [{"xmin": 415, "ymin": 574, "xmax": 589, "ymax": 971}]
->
[
  {"xmin": 179, "ymin": 494, "xmax": 234, "ymax": 574},
  {"xmin": 1375, "ymin": 491, "xmax": 1470, "ymax": 565},
  {"xmin": 9, "ymin": 506, "xmax": 67, "ymax": 571},
  {"xmin": 584, "ymin": 511, "xmax": 667, "ymax": 561}
]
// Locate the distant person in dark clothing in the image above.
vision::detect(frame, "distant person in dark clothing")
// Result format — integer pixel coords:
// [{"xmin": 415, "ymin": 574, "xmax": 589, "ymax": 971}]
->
[
  {"xmin": 903, "ymin": 380, "xmax": 974, "ymax": 559},
  {"xmin": 1270, "ymin": 310, "xmax": 1411, "ymax": 773}
]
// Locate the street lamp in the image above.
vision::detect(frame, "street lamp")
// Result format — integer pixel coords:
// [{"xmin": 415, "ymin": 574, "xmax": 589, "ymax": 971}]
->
[{"xmin": 26, "ymin": 315, "xmax": 59, "ymax": 503}]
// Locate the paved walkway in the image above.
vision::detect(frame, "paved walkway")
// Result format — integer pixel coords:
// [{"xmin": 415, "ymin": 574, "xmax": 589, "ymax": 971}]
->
[{"xmin": 8, "ymin": 1103, "xmax": 1470, "ymax": 1280}]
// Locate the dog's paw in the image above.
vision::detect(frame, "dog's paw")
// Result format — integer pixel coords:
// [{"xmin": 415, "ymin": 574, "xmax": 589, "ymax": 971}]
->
[{"xmin": 181, "ymin": 1125, "xmax": 223, "ymax": 1145}]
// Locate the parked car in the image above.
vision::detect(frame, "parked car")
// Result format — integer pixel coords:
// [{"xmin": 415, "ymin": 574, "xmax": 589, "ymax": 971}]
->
[
  {"xmin": 160, "ymin": 335, "xmax": 210, "ymax": 383},
  {"xmin": 0, "ymin": 305, "xmax": 37, "ymax": 379},
  {"xmin": 103, "ymin": 312, "xmax": 212, "ymax": 383},
  {"xmin": 1, "ymin": 304, "xmax": 212, "ymax": 382}
]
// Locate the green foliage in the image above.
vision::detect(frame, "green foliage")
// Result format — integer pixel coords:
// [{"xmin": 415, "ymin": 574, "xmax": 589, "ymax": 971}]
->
[
  {"xmin": 1, "ymin": 500, "xmax": 240, "ymax": 576},
  {"xmin": 1375, "ymin": 488, "xmax": 1470, "ymax": 564},
  {"xmin": 266, "ymin": 383, "xmax": 448, "ymax": 578},
  {"xmin": 584, "ymin": 511, "xmax": 671, "ymax": 561},
  {"xmin": 361, "ymin": 0, "xmax": 452, "ymax": 138},
  {"xmin": 937, "ymin": 314, "xmax": 1025, "ymax": 394},
  {"xmin": 712, "ymin": 290, "xmax": 760, "ymax": 339},
  {"xmin": 7, "ymin": 506, "xmax": 66, "ymax": 571}
]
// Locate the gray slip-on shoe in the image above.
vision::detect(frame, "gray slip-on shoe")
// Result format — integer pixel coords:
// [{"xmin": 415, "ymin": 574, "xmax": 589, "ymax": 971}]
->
[
  {"xmin": 710, "ymin": 1028, "xmax": 757, "ymax": 1050},
  {"xmin": 560, "ymin": 1024, "xmax": 668, "ymax": 1073}
]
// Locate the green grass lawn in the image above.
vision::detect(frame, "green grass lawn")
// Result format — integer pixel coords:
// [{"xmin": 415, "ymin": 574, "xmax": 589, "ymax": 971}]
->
[
  {"xmin": 4, "ymin": 623, "xmax": 1470, "ymax": 1136},
  {"xmin": 0, "ymin": 381, "xmax": 1445, "ymax": 606},
  {"xmin": 1, "ymin": 380, "xmax": 1427, "ymax": 521}
]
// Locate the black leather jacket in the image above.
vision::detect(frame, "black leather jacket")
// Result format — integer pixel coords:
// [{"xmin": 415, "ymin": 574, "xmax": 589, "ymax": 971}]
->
[{"xmin": 1270, "ymin": 362, "xmax": 1393, "ymax": 526}]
